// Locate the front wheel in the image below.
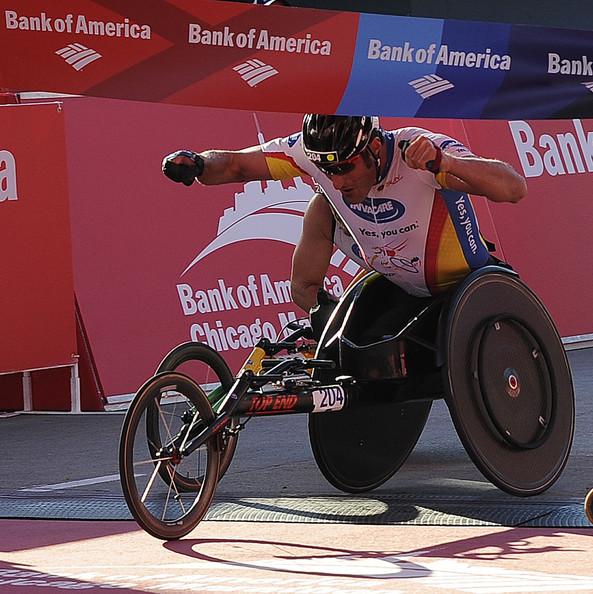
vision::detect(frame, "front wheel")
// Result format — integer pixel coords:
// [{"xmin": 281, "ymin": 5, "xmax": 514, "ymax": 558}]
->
[
  {"xmin": 119, "ymin": 371, "xmax": 220, "ymax": 540},
  {"xmin": 156, "ymin": 341, "xmax": 238, "ymax": 483}
]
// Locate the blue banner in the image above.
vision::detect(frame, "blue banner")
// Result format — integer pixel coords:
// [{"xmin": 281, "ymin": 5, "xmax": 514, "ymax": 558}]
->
[{"xmin": 3, "ymin": 0, "xmax": 593, "ymax": 119}]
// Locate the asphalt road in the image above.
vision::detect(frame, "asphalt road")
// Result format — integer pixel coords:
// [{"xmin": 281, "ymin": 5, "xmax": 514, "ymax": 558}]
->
[{"xmin": 1, "ymin": 348, "xmax": 591, "ymax": 510}]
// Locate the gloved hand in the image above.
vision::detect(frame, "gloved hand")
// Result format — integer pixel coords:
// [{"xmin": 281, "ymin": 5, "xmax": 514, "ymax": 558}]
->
[
  {"xmin": 162, "ymin": 150, "xmax": 204, "ymax": 186},
  {"xmin": 309, "ymin": 288, "xmax": 338, "ymax": 341}
]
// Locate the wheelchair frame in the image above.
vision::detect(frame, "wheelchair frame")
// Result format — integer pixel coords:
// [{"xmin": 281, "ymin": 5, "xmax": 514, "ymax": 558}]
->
[{"xmin": 119, "ymin": 265, "xmax": 575, "ymax": 539}]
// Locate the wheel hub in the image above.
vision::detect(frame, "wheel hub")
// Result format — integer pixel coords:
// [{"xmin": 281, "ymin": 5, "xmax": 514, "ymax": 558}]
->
[
  {"xmin": 474, "ymin": 318, "xmax": 553, "ymax": 449},
  {"xmin": 504, "ymin": 368, "xmax": 520, "ymax": 398}
]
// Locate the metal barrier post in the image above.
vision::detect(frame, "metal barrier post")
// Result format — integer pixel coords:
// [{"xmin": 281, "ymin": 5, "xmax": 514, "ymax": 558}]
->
[
  {"xmin": 22, "ymin": 371, "xmax": 32, "ymax": 412},
  {"xmin": 70, "ymin": 363, "xmax": 81, "ymax": 413}
]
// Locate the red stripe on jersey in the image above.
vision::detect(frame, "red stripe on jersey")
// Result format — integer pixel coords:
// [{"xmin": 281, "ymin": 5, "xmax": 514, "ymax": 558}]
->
[{"xmin": 424, "ymin": 192, "xmax": 448, "ymax": 293}]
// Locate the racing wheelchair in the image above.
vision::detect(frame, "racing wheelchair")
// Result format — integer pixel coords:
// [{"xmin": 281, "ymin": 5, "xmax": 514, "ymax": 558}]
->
[{"xmin": 118, "ymin": 265, "xmax": 575, "ymax": 539}]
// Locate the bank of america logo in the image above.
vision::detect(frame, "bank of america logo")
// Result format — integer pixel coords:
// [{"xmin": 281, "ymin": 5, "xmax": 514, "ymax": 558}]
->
[
  {"xmin": 55, "ymin": 44, "xmax": 102, "ymax": 71},
  {"xmin": 582, "ymin": 81, "xmax": 593, "ymax": 93},
  {"xmin": 409, "ymin": 74, "xmax": 454, "ymax": 98},
  {"xmin": 233, "ymin": 60, "xmax": 279, "ymax": 87}
]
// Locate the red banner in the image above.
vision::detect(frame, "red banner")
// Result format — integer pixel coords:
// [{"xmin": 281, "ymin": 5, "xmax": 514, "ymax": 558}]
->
[
  {"xmin": 463, "ymin": 118, "xmax": 593, "ymax": 338},
  {"xmin": 0, "ymin": 103, "xmax": 76, "ymax": 374},
  {"xmin": 65, "ymin": 98, "xmax": 311, "ymax": 396},
  {"xmin": 58, "ymin": 98, "xmax": 593, "ymax": 397},
  {"xmin": 4, "ymin": 1, "xmax": 593, "ymax": 121},
  {"xmin": 0, "ymin": 0, "xmax": 357, "ymax": 114}
]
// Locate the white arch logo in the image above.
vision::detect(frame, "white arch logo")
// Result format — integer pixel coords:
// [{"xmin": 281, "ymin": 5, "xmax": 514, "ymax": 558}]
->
[{"xmin": 181, "ymin": 177, "xmax": 362, "ymax": 279}]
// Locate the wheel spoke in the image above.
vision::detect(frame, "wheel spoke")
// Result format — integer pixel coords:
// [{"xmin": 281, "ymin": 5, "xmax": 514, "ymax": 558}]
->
[
  {"xmin": 179, "ymin": 408, "xmax": 202, "ymax": 454},
  {"xmin": 141, "ymin": 461, "xmax": 163, "ymax": 503},
  {"xmin": 134, "ymin": 456, "xmax": 174, "ymax": 467},
  {"xmin": 156, "ymin": 399, "xmax": 175, "ymax": 444},
  {"xmin": 121, "ymin": 357, "xmax": 227, "ymax": 539},
  {"xmin": 165, "ymin": 464, "xmax": 187, "ymax": 515}
]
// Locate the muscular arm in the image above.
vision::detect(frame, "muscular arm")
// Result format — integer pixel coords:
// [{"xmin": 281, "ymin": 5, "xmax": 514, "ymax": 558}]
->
[
  {"xmin": 291, "ymin": 193, "xmax": 335, "ymax": 312},
  {"xmin": 437, "ymin": 155, "xmax": 527, "ymax": 203},
  {"xmin": 405, "ymin": 136, "xmax": 527, "ymax": 203},
  {"xmin": 164, "ymin": 144, "xmax": 273, "ymax": 186},
  {"xmin": 197, "ymin": 146, "xmax": 272, "ymax": 185}
]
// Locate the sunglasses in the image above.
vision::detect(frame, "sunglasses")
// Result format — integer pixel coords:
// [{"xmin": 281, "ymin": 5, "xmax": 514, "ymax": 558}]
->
[{"xmin": 316, "ymin": 154, "xmax": 360, "ymax": 176}]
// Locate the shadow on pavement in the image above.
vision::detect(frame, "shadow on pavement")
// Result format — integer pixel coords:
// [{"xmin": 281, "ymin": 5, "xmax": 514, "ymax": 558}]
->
[{"xmin": 164, "ymin": 527, "xmax": 591, "ymax": 580}]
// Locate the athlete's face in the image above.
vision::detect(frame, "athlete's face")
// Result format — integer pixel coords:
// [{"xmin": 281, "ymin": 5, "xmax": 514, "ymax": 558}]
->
[{"xmin": 316, "ymin": 138, "xmax": 382, "ymax": 204}]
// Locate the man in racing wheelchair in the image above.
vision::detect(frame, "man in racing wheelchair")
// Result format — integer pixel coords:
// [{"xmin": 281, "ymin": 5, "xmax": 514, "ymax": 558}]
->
[
  {"xmin": 161, "ymin": 116, "xmax": 573, "ymax": 501},
  {"xmin": 162, "ymin": 114, "xmax": 526, "ymax": 324}
]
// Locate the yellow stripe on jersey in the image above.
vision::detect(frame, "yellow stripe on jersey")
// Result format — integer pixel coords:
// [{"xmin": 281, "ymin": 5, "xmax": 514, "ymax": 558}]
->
[
  {"xmin": 433, "ymin": 216, "xmax": 471, "ymax": 292},
  {"xmin": 435, "ymin": 171, "xmax": 448, "ymax": 188},
  {"xmin": 264, "ymin": 152, "xmax": 307, "ymax": 180}
]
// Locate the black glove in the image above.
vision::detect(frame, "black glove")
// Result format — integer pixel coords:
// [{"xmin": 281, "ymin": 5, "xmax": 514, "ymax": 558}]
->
[
  {"xmin": 162, "ymin": 150, "xmax": 205, "ymax": 186},
  {"xmin": 309, "ymin": 288, "xmax": 338, "ymax": 341}
]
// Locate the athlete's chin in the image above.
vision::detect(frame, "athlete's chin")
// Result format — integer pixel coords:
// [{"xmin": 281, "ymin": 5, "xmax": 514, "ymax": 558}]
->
[{"xmin": 341, "ymin": 191, "xmax": 366, "ymax": 204}]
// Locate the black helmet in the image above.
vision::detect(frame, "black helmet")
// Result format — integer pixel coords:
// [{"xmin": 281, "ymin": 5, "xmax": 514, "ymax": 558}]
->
[{"xmin": 302, "ymin": 114, "xmax": 380, "ymax": 169}]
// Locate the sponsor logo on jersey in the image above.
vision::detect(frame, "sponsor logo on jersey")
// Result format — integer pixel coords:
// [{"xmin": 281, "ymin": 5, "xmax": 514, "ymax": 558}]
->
[
  {"xmin": 346, "ymin": 198, "xmax": 405, "ymax": 223},
  {"xmin": 440, "ymin": 139, "xmax": 464, "ymax": 150},
  {"xmin": 378, "ymin": 174, "xmax": 402, "ymax": 190},
  {"xmin": 351, "ymin": 243, "xmax": 362, "ymax": 259},
  {"xmin": 287, "ymin": 133, "xmax": 300, "ymax": 147}
]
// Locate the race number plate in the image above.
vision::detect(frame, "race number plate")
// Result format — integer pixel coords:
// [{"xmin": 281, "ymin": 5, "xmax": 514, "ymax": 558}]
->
[{"xmin": 312, "ymin": 385, "xmax": 345, "ymax": 413}]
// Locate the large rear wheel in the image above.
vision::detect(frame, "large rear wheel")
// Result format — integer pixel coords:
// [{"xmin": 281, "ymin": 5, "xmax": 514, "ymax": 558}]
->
[
  {"xmin": 309, "ymin": 397, "xmax": 432, "ymax": 493},
  {"xmin": 309, "ymin": 272, "xmax": 437, "ymax": 493},
  {"xmin": 444, "ymin": 268, "xmax": 574, "ymax": 496}
]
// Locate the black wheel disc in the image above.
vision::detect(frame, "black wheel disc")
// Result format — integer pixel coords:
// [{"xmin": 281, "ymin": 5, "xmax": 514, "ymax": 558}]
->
[
  {"xmin": 309, "ymin": 398, "xmax": 432, "ymax": 493},
  {"xmin": 475, "ymin": 318, "xmax": 553, "ymax": 449},
  {"xmin": 308, "ymin": 271, "xmax": 434, "ymax": 493},
  {"xmin": 444, "ymin": 268, "xmax": 574, "ymax": 496}
]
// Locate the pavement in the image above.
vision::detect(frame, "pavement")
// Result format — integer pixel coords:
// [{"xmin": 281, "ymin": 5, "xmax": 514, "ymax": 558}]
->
[{"xmin": 0, "ymin": 348, "xmax": 592, "ymax": 593}]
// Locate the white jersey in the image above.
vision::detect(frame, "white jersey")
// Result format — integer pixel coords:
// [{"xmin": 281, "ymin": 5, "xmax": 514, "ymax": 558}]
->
[{"xmin": 262, "ymin": 127, "xmax": 491, "ymax": 296}]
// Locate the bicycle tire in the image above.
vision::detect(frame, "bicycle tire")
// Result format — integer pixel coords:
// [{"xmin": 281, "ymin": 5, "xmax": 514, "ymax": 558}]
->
[
  {"xmin": 155, "ymin": 341, "xmax": 238, "ymax": 484},
  {"xmin": 119, "ymin": 371, "xmax": 220, "ymax": 540}
]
